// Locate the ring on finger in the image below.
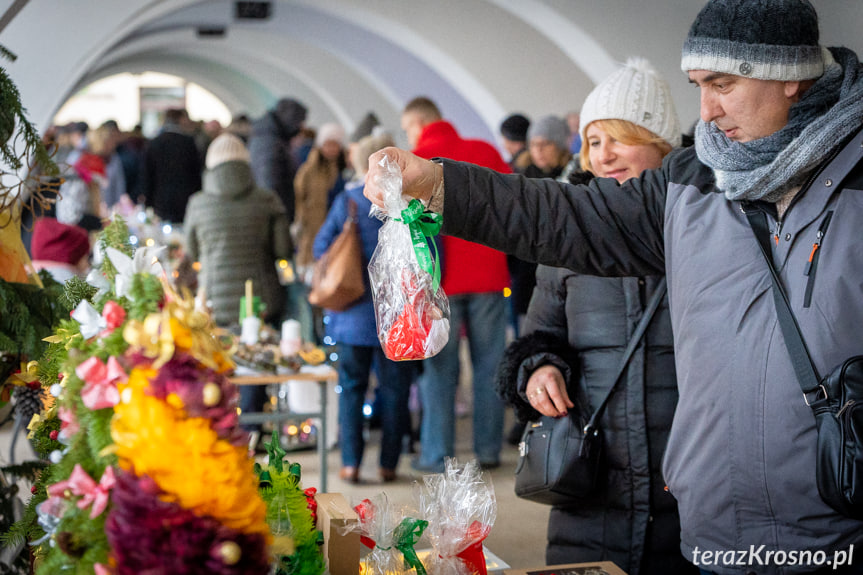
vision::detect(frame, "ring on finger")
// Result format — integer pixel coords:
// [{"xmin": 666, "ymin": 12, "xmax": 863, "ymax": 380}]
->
[{"xmin": 531, "ymin": 388, "xmax": 546, "ymax": 400}]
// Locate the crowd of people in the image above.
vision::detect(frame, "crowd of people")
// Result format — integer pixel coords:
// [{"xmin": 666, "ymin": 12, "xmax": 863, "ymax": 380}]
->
[
  {"xmin": 17, "ymin": 0, "xmax": 863, "ymax": 572},
  {"xmin": 362, "ymin": 1, "xmax": 863, "ymax": 574}
]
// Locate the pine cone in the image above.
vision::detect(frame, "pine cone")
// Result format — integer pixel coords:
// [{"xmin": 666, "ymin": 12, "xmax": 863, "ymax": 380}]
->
[{"xmin": 13, "ymin": 386, "xmax": 44, "ymax": 425}]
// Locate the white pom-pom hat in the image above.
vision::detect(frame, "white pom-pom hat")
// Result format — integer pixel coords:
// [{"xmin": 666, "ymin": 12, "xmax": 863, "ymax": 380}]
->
[{"xmin": 580, "ymin": 57, "xmax": 682, "ymax": 148}]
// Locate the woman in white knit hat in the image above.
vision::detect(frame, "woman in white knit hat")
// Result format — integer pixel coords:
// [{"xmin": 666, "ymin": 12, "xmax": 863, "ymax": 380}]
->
[
  {"xmin": 184, "ymin": 132, "xmax": 292, "ymax": 445},
  {"xmin": 496, "ymin": 58, "xmax": 695, "ymax": 575}
]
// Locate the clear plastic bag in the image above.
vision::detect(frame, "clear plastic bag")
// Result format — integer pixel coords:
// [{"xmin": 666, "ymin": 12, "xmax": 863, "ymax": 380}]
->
[
  {"xmin": 368, "ymin": 154, "xmax": 449, "ymax": 361},
  {"xmin": 417, "ymin": 459, "xmax": 497, "ymax": 575},
  {"xmin": 340, "ymin": 494, "xmax": 429, "ymax": 575}
]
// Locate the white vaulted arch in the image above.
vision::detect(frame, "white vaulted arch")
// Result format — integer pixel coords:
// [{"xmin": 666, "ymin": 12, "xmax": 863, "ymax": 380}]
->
[{"xmin": 1, "ymin": 0, "xmax": 860, "ymax": 146}]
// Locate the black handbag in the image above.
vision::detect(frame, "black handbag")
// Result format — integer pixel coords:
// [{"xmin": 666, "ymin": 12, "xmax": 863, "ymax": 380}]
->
[
  {"xmin": 742, "ymin": 127, "xmax": 863, "ymax": 518},
  {"xmin": 514, "ymin": 277, "xmax": 667, "ymax": 505}
]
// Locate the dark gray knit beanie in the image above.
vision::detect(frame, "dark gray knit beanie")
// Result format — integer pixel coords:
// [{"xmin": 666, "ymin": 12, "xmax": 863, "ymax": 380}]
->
[
  {"xmin": 681, "ymin": 0, "xmax": 825, "ymax": 81},
  {"xmin": 274, "ymin": 98, "xmax": 308, "ymax": 134},
  {"xmin": 500, "ymin": 113, "xmax": 530, "ymax": 143}
]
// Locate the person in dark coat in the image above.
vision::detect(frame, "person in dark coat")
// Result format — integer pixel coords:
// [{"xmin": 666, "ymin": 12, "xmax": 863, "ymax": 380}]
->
[
  {"xmin": 496, "ymin": 59, "xmax": 695, "ymax": 575},
  {"xmin": 247, "ymin": 98, "xmax": 307, "ymax": 223},
  {"xmin": 140, "ymin": 108, "xmax": 202, "ymax": 224}
]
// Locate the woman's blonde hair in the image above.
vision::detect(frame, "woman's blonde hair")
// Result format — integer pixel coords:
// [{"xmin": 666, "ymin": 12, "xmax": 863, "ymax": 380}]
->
[
  {"xmin": 579, "ymin": 119, "xmax": 673, "ymax": 174},
  {"xmin": 351, "ymin": 132, "xmax": 395, "ymax": 176}
]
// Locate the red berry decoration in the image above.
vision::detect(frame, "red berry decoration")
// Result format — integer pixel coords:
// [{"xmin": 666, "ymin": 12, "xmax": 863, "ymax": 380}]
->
[{"xmin": 49, "ymin": 430, "xmax": 59, "ymax": 441}]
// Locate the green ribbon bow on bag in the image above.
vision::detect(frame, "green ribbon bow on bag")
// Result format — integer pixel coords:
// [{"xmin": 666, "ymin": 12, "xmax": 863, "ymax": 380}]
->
[
  {"xmin": 396, "ymin": 199, "xmax": 443, "ymax": 293},
  {"xmin": 393, "ymin": 517, "xmax": 429, "ymax": 575}
]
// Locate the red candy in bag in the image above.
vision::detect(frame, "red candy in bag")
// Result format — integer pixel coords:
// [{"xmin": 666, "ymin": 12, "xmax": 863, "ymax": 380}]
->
[
  {"xmin": 368, "ymin": 155, "xmax": 449, "ymax": 361},
  {"xmin": 384, "ymin": 271, "xmax": 446, "ymax": 360}
]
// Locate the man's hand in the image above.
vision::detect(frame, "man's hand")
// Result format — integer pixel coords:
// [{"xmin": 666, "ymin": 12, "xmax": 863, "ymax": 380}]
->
[
  {"xmin": 364, "ymin": 147, "xmax": 441, "ymax": 208},
  {"xmin": 525, "ymin": 364, "xmax": 575, "ymax": 418}
]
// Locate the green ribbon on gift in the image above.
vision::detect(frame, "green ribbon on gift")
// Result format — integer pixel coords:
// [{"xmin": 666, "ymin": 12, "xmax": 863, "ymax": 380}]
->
[
  {"xmin": 264, "ymin": 429, "xmax": 288, "ymax": 473},
  {"xmin": 395, "ymin": 199, "xmax": 443, "ymax": 293},
  {"xmin": 393, "ymin": 517, "xmax": 429, "ymax": 575}
]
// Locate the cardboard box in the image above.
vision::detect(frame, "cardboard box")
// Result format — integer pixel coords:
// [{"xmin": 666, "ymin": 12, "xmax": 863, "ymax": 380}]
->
[
  {"xmin": 315, "ymin": 492, "xmax": 360, "ymax": 575},
  {"xmin": 505, "ymin": 561, "xmax": 627, "ymax": 575}
]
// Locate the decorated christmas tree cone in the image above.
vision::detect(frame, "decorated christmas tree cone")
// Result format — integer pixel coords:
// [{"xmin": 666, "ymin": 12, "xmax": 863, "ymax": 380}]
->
[{"xmin": 7, "ymin": 217, "xmax": 283, "ymax": 574}]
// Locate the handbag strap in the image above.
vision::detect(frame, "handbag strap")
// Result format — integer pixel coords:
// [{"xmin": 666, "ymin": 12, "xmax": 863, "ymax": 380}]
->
[
  {"xmin": 742, "ymin": 127, "xmax": 863, "ymax": 407},
  {"xmin": 346, "ymin": 198, "xmax": 358, "ymax": 223},
  {"xmin": 584, "ymin": 276, "xmax": 667, "ymax": 433}
]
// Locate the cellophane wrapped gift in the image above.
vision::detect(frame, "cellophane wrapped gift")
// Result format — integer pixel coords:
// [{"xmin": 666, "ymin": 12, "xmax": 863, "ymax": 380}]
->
[
  {"xmin": 342, "ymin": 493, "xmax": 428, "ymax": 575},
  {"xmin": 418, "ymin": 459, "xmax": 496, "ymax": 575},
  {"xmin": 368, "ymin": 154, "xmax": 449, "ymax": 361}
]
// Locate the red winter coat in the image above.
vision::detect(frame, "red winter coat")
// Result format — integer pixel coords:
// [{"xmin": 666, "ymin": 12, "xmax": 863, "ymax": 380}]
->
[{"xmin": 412, "ymin": 121, "xmax": 511, "ymax": 295}]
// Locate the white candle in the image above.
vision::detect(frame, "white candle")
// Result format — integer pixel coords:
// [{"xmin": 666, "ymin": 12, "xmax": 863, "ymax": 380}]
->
[
  {"xmin": 280, "ymin": 319, "xmax": 302, "ymax": 356},
  {"xmin": 281, "ymin": 319, "xmax": 301, "ymax": 341},
  {"xmin": 240, "ymin": 316, "xmax": 262, "ymax": 345}
]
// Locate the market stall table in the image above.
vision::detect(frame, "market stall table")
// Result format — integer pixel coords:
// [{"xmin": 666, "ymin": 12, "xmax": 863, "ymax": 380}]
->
[{"xmin": 230, "ymin": 366, "xmax": 338, "ymax": 492}]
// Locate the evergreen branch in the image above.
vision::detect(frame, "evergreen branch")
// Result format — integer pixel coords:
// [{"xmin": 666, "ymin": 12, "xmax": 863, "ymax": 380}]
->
[
  {"xmin": 0, "ymin": 42, "xmax": 59, "ymax": 218},
  {"xmin": 1, "ymin": 461, "xmax": 47, "ymax": 482},
  {"xmin": 0, "ymin": 45, "xmax": 16, "ymax": 62}
]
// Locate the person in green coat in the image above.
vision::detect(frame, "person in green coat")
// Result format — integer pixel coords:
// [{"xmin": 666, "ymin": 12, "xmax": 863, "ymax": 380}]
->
[{"xmin": 184, "ymin": 132, "xmax": 292, "ymax": 436}]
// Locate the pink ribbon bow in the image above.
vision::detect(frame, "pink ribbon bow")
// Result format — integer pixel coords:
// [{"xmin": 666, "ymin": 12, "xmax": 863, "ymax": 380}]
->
[
  {"xmin": 47, "ymin": 464, "xmax": 116, "ymax": 519},
  {"xmin": 58, "ymin": 406, "xmax": 80, "ymax": 437},
  {"xmin": 76, "ymin": 356, "xmax": 126, "ymax": 411},
  {"xmin": 100, "ymin": 300, "xmax": 126, "ymax": 336}
]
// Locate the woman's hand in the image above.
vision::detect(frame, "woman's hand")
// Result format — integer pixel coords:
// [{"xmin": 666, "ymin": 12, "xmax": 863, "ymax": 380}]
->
[
  {"xmin": 525, "ymin": 364, "xmax": 575, "ymax": 418},
  {"xmin": 364, "ymin": 147, "xmax": 441, "ymax": 208}
]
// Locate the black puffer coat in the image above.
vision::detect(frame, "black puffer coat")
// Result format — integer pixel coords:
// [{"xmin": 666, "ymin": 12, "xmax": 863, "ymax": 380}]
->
[
  {"xmin": 497, "ymin": 267, "xmax": 695, "ymax": 575},
  {"xmin": 140, "ymin": 126, "xmax": 202, "ymax": 224},
  {"xmin": 248, "ymin": 100, "xmax": 306, "ymax": 222}
]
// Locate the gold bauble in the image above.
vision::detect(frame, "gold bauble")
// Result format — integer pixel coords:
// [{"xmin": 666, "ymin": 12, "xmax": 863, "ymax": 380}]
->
[
  {"xmin": 218, "ymin": 541, "xmax": 242, "ymax": 565},
  {"xmin": 202, "ymin": 382, "xmax": 222, "ymax": 407}
]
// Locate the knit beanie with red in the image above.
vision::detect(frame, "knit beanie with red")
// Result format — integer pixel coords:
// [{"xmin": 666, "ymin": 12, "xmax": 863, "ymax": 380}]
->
[{"xmin": 31, "ymin": 218, "xmax": 90, "ymax": 265}]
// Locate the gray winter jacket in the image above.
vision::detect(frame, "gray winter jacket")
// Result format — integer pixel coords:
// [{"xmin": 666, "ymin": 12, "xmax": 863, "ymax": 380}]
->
[
  {"xmin": 184, "ymin": 161, "xmax": 292, "ymax": 327},
  {"xmin": 438, "ymin": 135, "xmax": 863, "ymax": 573}
]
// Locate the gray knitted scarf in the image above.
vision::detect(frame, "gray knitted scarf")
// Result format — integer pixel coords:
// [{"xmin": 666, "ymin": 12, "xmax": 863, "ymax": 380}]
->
[{"xmin": 695, "ymin": 47, "xmax": 863, "ymax": 202}]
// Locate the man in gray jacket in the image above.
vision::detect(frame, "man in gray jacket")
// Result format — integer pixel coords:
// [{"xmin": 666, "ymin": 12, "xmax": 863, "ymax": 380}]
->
[{"xmin": 364, "ymin": 1, "xmax": 863, "ymax": 573}]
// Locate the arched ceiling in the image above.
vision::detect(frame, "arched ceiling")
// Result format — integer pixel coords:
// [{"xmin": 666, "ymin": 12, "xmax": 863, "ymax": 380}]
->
[{"xmin": 1, "ymin": 0, "xmax": 861, "ymax": 149}]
